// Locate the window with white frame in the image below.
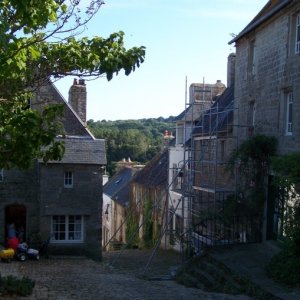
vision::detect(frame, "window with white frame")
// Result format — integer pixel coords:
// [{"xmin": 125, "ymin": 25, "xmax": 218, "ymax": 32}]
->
[
  {"xmin": 51, "ymin": 215, "xmax": 83, "ymax": 242},
  {"xmin": 176, "ymin": 124, "xmax": 184, "ymax": 144},
  {"xmin": 172, "ymin": 163, "xmax": 183, "ymax": 190},
  {"xmin": 296, "ymin": 14, "xmax": 300, "ymax": 53},
  {"xmin": 286, "ymin": 92, "xmax": 293, "ymax": 135},
  {"xmin": 64, "ymin": 171, "xmax": 73, "ymax": 188}
]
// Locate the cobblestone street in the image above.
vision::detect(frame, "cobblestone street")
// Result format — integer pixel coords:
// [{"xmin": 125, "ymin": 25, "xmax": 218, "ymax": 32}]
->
[{"xmin": 0, "ymin": 250, "xmax": 250, "ymax": 300}]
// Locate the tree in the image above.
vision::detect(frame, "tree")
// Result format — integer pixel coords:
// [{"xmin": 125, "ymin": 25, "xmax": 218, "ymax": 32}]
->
[{"xmin": 0, "ymin": 0, "xmax": 145, "ymax": 169}]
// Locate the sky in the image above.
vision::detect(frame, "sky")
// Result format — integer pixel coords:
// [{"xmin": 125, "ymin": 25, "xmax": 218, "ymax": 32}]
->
[{"xmin": 54, "ymin": 0, "xmax": 267, "ymax": 121}]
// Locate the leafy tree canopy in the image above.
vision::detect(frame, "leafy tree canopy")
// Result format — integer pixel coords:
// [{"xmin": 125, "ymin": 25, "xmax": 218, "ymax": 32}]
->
[
  {"xmin": 88, "ymin": 117, "xmax": 175, "ymax": 175},
  {"xmin": 0, "ymin": 0, "xmax": 146, "ymax": 169}
]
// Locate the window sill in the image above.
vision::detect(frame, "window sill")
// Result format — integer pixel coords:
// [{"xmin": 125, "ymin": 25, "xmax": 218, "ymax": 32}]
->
[{"xmin": 50, "ymin": 240, "xmax": 84, "ymax": 244}]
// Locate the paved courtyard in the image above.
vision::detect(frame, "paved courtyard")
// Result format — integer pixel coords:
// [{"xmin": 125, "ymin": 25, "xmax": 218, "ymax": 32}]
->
[{"xmin": 0, "ymin": 249, "xmax": 250, "ymax": 300}]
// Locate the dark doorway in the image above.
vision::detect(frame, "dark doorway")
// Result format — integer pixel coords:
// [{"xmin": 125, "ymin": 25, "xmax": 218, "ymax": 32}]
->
[
  {"xmin": 267, "ymin": 176, "xmax": 285, "ymax": 240},
  {"xmin": 5, "ymin": 204, "xmax": 26, "ymax": 242}
]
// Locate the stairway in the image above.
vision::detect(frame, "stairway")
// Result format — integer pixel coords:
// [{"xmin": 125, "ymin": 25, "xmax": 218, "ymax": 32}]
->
[{"xmin": 175, "ymin": 254, "xmax": 280, "ymax": 299}]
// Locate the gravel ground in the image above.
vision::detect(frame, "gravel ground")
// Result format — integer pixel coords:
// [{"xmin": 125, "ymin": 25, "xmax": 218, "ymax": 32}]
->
[{"xmin": 0, "ymin": 249, "xmax": 250, "ymax": 300}]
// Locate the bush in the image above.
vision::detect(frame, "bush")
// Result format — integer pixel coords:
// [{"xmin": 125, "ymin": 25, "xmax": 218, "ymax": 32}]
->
[
  {"xmin": 0, "ymin": 275, "xmax": 35, "ymax": 297},
  {"xmin": 266, "ymin": 249, "xmax": 300, "ymax": 287}
]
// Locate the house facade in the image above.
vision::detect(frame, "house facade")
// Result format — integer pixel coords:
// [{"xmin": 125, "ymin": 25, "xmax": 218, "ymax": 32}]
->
[
  {"xmin": 229, "ymin": 0, "xmax": 300, "ymax": 240},
  {"xmin": 102, "ymin": 163, "xmax": 143, "ymax": 250},
  {"xmin": 1, "ymin": 79, "xmax": 106, "ymax": 259},
  {"xmin": 168, "ymin": 80, "xmax": 227, "ymax": 251},
  {"xmin": 129, "ymin": 150, "xmax": 169, "ymax": 248}
]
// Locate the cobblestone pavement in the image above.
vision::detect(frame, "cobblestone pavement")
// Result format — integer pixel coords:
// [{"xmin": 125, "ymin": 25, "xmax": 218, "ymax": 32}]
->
[{"xmin": 0, "ymin": 249, "xmax": 250, "ymax": 300}]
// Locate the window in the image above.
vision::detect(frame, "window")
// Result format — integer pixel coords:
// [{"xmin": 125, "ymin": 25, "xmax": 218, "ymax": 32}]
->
[
  {"xmin": 51, "ymin": 215, "xmax": 83, "ymax": 242},
  {"xmin": 176, "ymin": 124, "xmax": 184, "ymax": 144},
  {"xmin": 296, "ymin": 14, "xmax": 300, "ymax": 53},
  {"xmin": 172, "ymin": 164, "xmax": 183, "ymax": 190},
  {"xmin": 286, "ymin": 92, "xmax": 293, "ymax": 135},
  {"xmin": 220, "ymin": 140, "xmax": 225, "ymax": 161},
  {"xmin": 64, "ymin": 171, "xmax": 73, "ymax": 188},
  {"xmin": 248, "ymin": 40, "xmax": 256, "ymax": 75},
  {"xmin": 248, "ymin": 101, "xmax": 256, "ymax": 127},
  {"xmin": 175, "ymin": 214, "xmax": 183, "ymax": 237}
]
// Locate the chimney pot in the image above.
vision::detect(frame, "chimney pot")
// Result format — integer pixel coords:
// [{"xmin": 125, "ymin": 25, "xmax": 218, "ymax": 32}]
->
[
  {"xmin": 79, "ymin": 79, "xmax": 85, "ymax": 85},
  {"xmin": 73, "ymin": 78, "xmax": 78, "ymax": 85}
]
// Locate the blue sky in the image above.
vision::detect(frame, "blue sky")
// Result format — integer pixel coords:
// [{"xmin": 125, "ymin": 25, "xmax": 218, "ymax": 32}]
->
[{"xmin": 55, "ymin": 0, "xmax": 266, "ymax": 121}]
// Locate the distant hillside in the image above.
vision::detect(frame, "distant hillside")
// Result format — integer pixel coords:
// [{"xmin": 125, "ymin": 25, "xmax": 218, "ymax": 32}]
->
[{"xmin": 87, "ymin": 117, "xmax": 175, "ymax": 175}]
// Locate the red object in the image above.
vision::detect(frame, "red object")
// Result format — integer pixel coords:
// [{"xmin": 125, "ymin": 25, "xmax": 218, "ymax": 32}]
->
[{"xmin": 7, "ymin": 237, "xmax": 20, "ymax": 251}]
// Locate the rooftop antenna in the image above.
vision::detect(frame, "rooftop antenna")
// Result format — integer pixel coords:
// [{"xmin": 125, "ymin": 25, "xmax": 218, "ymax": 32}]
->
[
  {"xmin": 185, "ymin": 75, "xmax": 187, "ymax": 104},
  {"xmin": 202, "ymin": 76, "xmax": 205, "ymax": 102}
]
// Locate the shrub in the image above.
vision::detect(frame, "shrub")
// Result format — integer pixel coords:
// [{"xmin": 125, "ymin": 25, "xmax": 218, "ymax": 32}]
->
[
  {"xmin": 0, "ymin": 275, "xmax": 35, "ymax": 297},
  {"xmin": 266, "ymin": 246, "xmax": 300, "ymax": 287}
]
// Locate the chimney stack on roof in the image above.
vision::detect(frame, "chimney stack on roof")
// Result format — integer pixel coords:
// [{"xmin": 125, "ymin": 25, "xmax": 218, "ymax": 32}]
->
[
  {"xmin": 227, "ymin": 53, "xmax": 236, "ymax": 88},
  {"xmin": 68, "ymin": 78, "xmax": 87, "ymax": 123}
]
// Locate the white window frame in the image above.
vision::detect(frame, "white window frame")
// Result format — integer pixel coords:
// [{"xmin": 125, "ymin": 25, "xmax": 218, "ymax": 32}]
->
[
  {"xmin": 64, "ymin": 171, "xmax": 73, "ymax": 188},
  {"xmin": 286, "ymin": 92, "xmax": 293, "ymax": 135},
  {"xmin": 176, "ymin": 123, "xmax": 184, "ymax": 145},
  {"xmin": 51, "ymin": 215, "xmax": 84, "ymax": 243},
  {"xmin": 296, "ymin": 14, "xmax": 300, "ymax": 54}
]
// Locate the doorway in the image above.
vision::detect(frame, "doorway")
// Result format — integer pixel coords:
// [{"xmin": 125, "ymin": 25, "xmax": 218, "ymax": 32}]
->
[{"xmin": 5, "ymin": 204, "xmax": 27, "ymax": 242}]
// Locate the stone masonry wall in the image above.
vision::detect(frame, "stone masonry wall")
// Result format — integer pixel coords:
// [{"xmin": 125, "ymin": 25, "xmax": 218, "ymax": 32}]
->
[
  {"xmin": 0, "ymin": 166, "xmax": 40, "ymax": 244},
  {"xmin": 234, "ymin": 3, "xmax": 300, "ymax": 155},
  {"xmin": 39, "ymin": 163, "xmax": 103, "ymax": 259}
]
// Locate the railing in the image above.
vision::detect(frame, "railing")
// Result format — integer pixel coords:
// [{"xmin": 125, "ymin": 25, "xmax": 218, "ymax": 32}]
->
[{"xmin": 188, "ymin": 214, "xmax": 262, "ymax": 255}]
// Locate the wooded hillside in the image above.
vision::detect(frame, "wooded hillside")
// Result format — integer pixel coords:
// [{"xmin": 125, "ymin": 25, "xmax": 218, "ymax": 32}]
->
[{"xmin": 87, "ymin": 117, "xmax": 175, "ymax": 175}]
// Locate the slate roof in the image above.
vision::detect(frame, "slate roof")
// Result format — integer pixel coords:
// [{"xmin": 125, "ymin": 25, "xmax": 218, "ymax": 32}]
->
[
  {"xmin": 34, "ymin": 81, "xmax": 107, "ymax": 165},
  {"xmin": 229, "ymin": 0, "xmax": 291, "ymax": 44},
  {"xmin": 103, "ymin": 167, "xmax": 135, "ymax": 206},
  {"xmin": 47, "ymin": 136, "xmax": 106, "ymax": 165},
  {"xmin": 132, "ymin": 149, "xmax": 168, "ymax": 188},
  {"xmin": 193, "ymin": 85, "xmax": 234, "ymax": 136},
  {"xmin": 173, "ymin": 102, "xmax": 210, "ymax": 123}
]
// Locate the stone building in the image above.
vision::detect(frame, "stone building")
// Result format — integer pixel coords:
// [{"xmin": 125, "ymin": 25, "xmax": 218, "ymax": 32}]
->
[
  {"xmin": 229, "ymin": 0, "xmax": 300, "ymax": 240},
  {"xmin": 102, "ymin": 162, "xmax": 143, "ymax": 250},
  {"xmin": 1, "ymin": 79, "xmax": 106, "ymax": 259},
  {"xmin": 129, "ymin": 150, "xmax": 169, "ymax": 248}
]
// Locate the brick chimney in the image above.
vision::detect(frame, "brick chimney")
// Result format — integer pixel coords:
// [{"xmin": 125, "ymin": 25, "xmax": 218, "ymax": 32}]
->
[
  {"xmin": 227, "ymin": 53, "xmax": 236, "ymax": 88},
  {"xmin": 68, "ymin": 78, "xmax": 87, "ymax": 123}
]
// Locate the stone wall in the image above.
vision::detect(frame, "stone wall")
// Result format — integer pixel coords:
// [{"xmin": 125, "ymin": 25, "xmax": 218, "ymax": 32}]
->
[
  {"xmin": 33, "ymin": 82, "xmax": 89, "ymax": 136},
  {"xmin": 39, "ymin": 163, "xmax": 103, "ymax": 259},
  {"xmin": 234, "ymin": 3, "xmax": 300, "ymax": 155},
  {"xmin": 0, "ymin": 166, "xmax": 40, "ymax": 244}
]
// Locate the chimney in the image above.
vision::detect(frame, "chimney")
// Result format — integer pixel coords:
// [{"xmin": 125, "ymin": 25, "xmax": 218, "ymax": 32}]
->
[
  {"xmin": 68, "ymin": 78, "xmax": 87, "ymax": 123},
  {"xmin": 227, "ymin": 53, "xmax": 236, "ymax": 88}
]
